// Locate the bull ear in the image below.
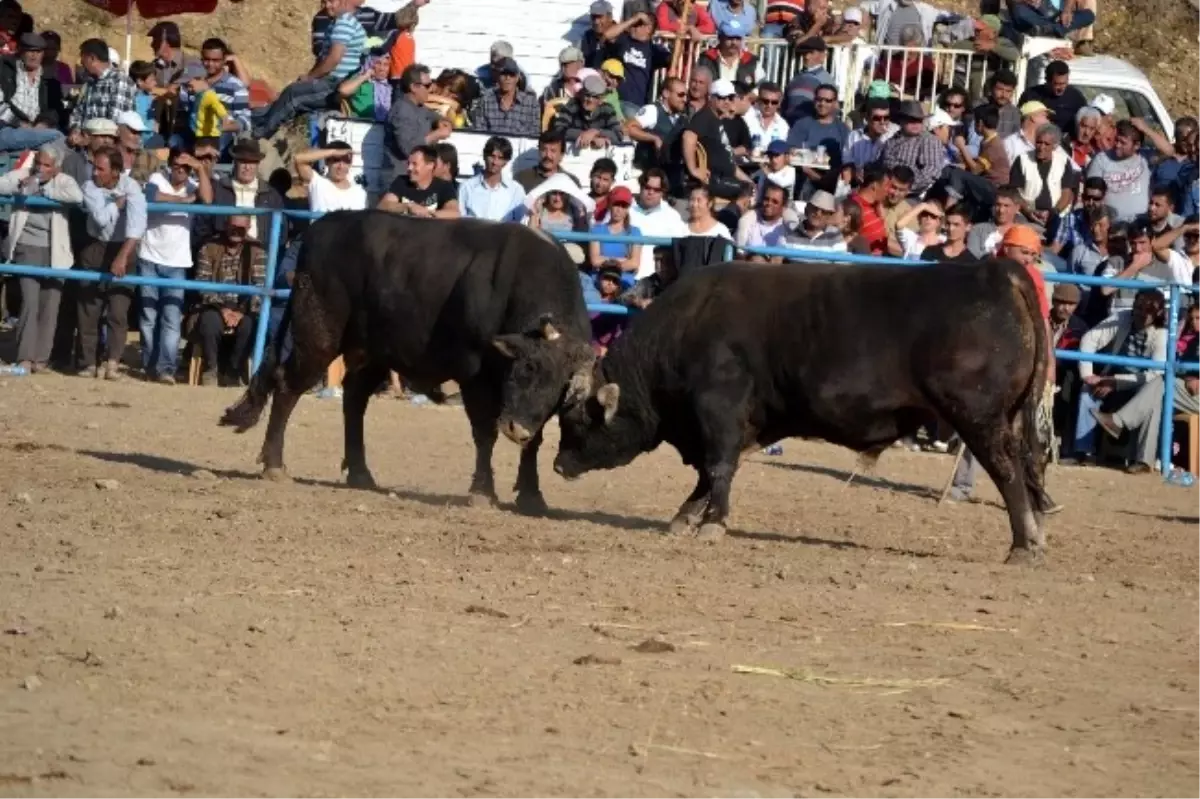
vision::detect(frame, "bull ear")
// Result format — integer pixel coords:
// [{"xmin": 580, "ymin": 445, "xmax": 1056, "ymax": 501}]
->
[
  {"xmin": 567, "ymin": 367, "xmax": 593, "ymax": 404},
  {"xmin": 538, "ymin": 314, "xmax": 561, "ymax": 341},
  {"xmin": 492, "ymin": 335, "xmax": 524, "ymax": 359},
  {"xmin": 596, "ymin": 383, "xmax": 620, "ymax": 425}
]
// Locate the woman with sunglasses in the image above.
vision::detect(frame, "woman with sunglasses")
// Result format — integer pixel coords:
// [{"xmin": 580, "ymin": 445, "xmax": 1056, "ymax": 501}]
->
[
  {"xmin": 890, "ymin": 200, "xmax": 945, "ymax": 261},
  {"xmin": 294, "ymin": 140, "xmax": 367, "ymax": 212}
]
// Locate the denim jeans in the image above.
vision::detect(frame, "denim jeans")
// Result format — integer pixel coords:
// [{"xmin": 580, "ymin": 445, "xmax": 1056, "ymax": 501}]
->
[
  {"xmin": 137, "ymin": 258, "xmax": 188, "ymax": 376},
  {"xmin": 1010, "ymin": 1, "xmax": 1095, "ymax": 36},
  {"xmin": 0, "ymin": 126, "xmax": 63, "ymax": 152},
  {"xmin": 252, "ymin": 76, "xmax": 337, "ymax": 140}
]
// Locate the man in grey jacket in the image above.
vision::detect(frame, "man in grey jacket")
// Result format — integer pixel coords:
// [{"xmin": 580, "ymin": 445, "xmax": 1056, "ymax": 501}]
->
[{"xmin": 385, "ymin": 63, "xmax": 453, "ymax": 181}]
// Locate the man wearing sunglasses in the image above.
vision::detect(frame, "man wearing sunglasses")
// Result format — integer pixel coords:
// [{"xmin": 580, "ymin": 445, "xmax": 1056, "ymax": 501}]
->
[
  {"xmin": 743, "ymin": 80, "xmax": 790, "ymax": 152},
  {"xmin": 629, "ymin": 76, "xmax": 687, "ymax": 171},
  {"xmin": 1049, "ymin": 175, "xmax": 1107, "ymax": 260}
]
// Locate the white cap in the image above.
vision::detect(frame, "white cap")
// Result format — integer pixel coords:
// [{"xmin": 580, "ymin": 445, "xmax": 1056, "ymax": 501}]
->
[
  {"xmin": 710, "ymin": 78, "xmax": 736, "ymax": 98},
  {"xmin": 1090, "ymin": 93, "xmax": 1115, "ymax": 116},
  {"xmin": 842, "ymin": 7, "xmax": 863, "ymax": 23},
  {"xmin": 108, "ymin": 46, "xmax": 121, "ymax": 67},
  {"xmin": 82, "ymin": 117, "xmax": 118, "ymax": 136},
  {"xmin": 926, "ymin": 108, "xmax": 955, "ymax": 130},
  {"xmin": 116, "ymin": 110, "xmax": 147, "ymax": 132}
]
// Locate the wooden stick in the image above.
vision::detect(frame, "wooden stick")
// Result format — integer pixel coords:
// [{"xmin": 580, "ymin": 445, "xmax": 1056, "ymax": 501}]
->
[
  {"xmin": 938, "ymin": 445, "xmax": 966, "ymax": 504},
  {"xmin": 669, "ymin": 0, "xmax": 694, "ymax": 76}
]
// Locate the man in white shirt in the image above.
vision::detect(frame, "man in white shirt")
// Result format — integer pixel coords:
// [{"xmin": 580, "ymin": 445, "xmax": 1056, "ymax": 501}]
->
[
  {"xmin": 294, "ymin": 141, "xmax": 368, "ymax": 212},
  {"xmin": 628, "ymin": 167, "xmax": 686, "ymax": 277},
  {"xmin": 737, "ymin": 181, "xmax": 789, "ymax": 257},
  {"xmin": 457, "ymin": 135, "xmax": 526, "ymax": 222},
  {"xmin": 742, "ymin": 80, "xmax": 789, "ymax": 151},
  {"xmin": 138, "ymin": 147, "xmax": 213, "ymax": 383}
]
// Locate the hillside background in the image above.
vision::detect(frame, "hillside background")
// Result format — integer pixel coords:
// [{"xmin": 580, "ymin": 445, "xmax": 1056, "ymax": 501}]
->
[{"xmin": 24, "ymin": 0, "xmax": 1200, "ymax": 117}]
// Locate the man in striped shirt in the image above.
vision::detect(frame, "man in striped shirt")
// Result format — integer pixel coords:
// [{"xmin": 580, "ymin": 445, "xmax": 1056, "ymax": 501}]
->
[
  {"xmin": 178, "ymin": 37, "xmax": 251, "ymax": 154},
  {"xmin": 252, "ymin": 0, "xmax": 365, "ymax": 139}
]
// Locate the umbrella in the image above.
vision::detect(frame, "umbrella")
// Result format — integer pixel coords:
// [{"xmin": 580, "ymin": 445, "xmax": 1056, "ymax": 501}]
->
[{"xmin": 81, "ymin": 0, "xmax": 225, "ymax": 65}]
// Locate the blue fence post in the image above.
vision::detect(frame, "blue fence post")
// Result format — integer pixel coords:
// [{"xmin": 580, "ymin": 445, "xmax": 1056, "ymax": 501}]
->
[
  {"xmin": 250, "ymin": 210, "xmax": 283, "ymax": 374},
  {"xmin": 1158, "ymin": 284, "xmax": 1182, "ymax": 479}
]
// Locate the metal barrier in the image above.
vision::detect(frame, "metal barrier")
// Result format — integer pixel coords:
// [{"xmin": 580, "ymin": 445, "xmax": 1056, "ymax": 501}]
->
[{"xmin": 0, "ymin": 195, "xmax": 1195, "ymax": 480}]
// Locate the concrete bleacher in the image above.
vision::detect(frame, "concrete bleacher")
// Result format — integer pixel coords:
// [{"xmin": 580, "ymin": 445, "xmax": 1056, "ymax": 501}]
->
[{"xmin": 414, "ymin": 0, "xmax": 602, "ymax": 96}]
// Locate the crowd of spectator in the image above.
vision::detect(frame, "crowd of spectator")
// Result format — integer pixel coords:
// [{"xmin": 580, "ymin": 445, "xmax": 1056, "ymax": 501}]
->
[{"xmin": 0, "ymin": 0, "xmax": 1195, "ymax": 475}]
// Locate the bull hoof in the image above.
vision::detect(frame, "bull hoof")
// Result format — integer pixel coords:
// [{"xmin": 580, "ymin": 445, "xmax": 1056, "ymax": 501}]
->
[
  {"xmin": 514, "ymin": 491, "xmax": 549, "ymax": 517},
  {"xmin": 1004, "ymin": 546, "xmax": 1045, "ymax": 566},
  {"xmin": 262, "ymin": 466, "xmax": 291, "ymax": 484},
  {"xmin": 668, "ymin": 514, "xmax": 697, "ymax": 536},
  {"xmin": 345, "ymin": 470, "xmax": 377, "ymax": 490},
  {"xmin": 467, "ymin": 491, "xmax": 499, "ymax": 509},
  {"xmin": 697, "ymin": 522, "xmax": 726, "ymax": 543}
]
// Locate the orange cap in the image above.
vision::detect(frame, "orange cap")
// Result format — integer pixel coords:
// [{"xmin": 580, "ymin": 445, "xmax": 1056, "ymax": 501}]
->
[{"xmin": 1001, "ymin": 224, "xmax": 1043, "ymax": 254}]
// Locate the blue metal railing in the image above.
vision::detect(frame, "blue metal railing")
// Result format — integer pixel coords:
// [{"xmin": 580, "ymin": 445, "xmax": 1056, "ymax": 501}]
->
[{"xmin": 0, "ymin": 195, "xmax": 1195, "ymax": 479}]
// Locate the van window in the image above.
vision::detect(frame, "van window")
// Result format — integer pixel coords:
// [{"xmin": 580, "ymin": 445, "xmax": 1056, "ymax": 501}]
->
[{"xmin": 1074, "ymin": 85, "xmax": 1166, "ymax": 135}]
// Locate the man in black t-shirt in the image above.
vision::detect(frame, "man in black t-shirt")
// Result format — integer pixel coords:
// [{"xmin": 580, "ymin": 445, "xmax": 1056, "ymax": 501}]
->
[
  {"xmin": 921, "ymin": 206, "xmax": 978, "ymax": 263},
  {"xmin": 681, "ymin": 78, "xmax": 750, "ymax": 199},
  {"xmin": 380, "ymin": 144, "xmax": 461, "ymax": 218},
  {"xmin": 597, "ymin": 10, "xmax": 671, "ymax": 114}
]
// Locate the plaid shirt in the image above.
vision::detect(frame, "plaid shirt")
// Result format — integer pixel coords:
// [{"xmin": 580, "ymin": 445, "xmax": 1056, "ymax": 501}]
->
[
  {"xmin": 194, "ymin": 239, "xmax": 267, "ymax": 313},
  {"xmin": 1052, "ymin": 207, "xmax": 1089, "ymax": 252},
  {"xmin": 469, "ymin": 88, "xmax": 540, "ymax": 138},
  {"xmin": 69, "ymin": 67, "xmax": 137, "ymax": 131},
  {"xmin": 880, "ymin": 131, "xmax": 946, "ymax": 193}
]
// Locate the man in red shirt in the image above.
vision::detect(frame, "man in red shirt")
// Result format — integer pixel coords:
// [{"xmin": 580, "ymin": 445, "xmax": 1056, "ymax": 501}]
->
[{"xmin": 848, "ymin": 162, "xmax": 888, "ymax": 255}]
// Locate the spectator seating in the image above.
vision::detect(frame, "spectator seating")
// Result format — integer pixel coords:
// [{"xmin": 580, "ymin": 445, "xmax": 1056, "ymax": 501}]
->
[{"xmin": 416, "ymin": 0, "xmax": 598, "ymax": 96}]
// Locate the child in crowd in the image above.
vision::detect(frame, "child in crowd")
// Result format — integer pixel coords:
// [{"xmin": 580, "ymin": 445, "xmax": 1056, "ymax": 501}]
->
[
  {"xmin": 590, "ymin": 265, "xmax": 626, "ymax": 356},
  {"xmin": 129, "ymin": 60, "xmax": 158, "ymax": 146}
]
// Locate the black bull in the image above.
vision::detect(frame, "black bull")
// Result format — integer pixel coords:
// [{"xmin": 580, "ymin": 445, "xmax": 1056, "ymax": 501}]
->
[
  {"xmin": 553, "ymin": 258, "xmax": 1056, "ymax": 563},
  {"xmin": 219, "ymin": 211, "xmax": 594, "ymax": 514}
]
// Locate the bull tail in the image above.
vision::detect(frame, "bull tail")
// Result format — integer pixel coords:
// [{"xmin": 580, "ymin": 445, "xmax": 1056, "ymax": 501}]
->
[
  {"xmin": 220, "ymin": 299, "xmax": 291, "ymax": 433},
  {"xmin": 1010, "ymin": 266, "xmax": 1050, "ymax": 513}
]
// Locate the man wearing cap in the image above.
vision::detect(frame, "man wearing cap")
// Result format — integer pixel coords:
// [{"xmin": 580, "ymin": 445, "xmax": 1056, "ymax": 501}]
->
[
  {"xmin": 0, "ymin": 32, "xmax": 64, "ymax": 151},
  {"xmin": 781, "ymin": 36, "xmax": 832, "ymax": 124},
  {"xmin": 756, "ymin": 138, "xmax": 796, "ymax": 199},
  {"xmin": 470, "ymin": 56, "xmax": 539, "ymax": 138},
  {"xmin": 147, "ymin": 21, "xmax": 203, "ymax": 89},
  {"xmin": 253, "ymin": 0, "xmax": 365, "ymax": 140},
  {"xmin": 682, "ymin": 78, "xmax": 749, "ymax": 200},
  {"xmin": 580, "ymin": 0, "xmax": 616, "ymax": 69},
  {"xmin": 880, "ymin": 99, "xmax": 945, "ymax": 195},
  {"xmin": 68, "ymin": 38, "xmax": 136, "ymax": 134},
  {"xmin": 196, "ymin": 138, "xmax": 284, "ymax": 246},
  {"xmin": 784, "ymin": 189, "xmax": 843, "ymax": 249},
  {"xmin": 476, "ymin": 40, "xmax": 529, "ymax": 93},
  {"xmin": 599, "ymin": 10, "xmax": 671, "ymax": 110},
  {"xmin": 1003, "ymin": 100, "xmax": 1050, "ymax": 167},
  {"xmin": 950, "ymin": 14, "xmax": 1018, "ymax": 93},
  {"xmin": 114, "ymin": 110, "xmax": 149, "ymax": 170},
  {"xmin": 598, "ymin": 58, "xmax": 630, "ymax": 119},
  {"xmin": 542, "ymin": 46, "xmax": 585, "ymax": 103},
  {"xmin": 549, "ymin": 73, "xmax": 624, "ymax": 149},
  {"xmin": 458, "ymin": 135, "xmax": 526, "ymax": 222},
  {"xmin": 696, "ymin": 19, "xmax": 765, "ymax": 88}
]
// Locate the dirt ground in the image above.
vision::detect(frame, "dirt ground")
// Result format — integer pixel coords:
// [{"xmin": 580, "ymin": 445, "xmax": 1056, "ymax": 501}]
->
[{"xmin": 0, "ymin": 372, "xmax": 1196, "ymax": 797}]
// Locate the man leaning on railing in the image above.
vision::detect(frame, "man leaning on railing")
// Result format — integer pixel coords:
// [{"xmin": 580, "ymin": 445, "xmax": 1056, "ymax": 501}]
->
[{"xmin": 77, "ymin": 146, "xmax": 146, "ymax": 381}]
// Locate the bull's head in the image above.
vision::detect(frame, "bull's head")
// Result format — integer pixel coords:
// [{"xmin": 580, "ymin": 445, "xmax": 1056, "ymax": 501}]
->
[
  {"xmin": 554, "ymin": 369, "xmax": 641, "ymax": 479},
  {"xmin": 492, "ymin": 314, "xmax": 595, "ymax": 447}
]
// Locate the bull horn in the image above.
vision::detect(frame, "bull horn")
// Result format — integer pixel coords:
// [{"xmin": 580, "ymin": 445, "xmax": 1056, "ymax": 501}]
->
[
  {"xmin": 596, "ymin": 383, "xmax": 620, "ymax": 424},
  {"xmin": 567, "ymin": 367, "xmax": 592, "ymax": 403},
  {"xmin": 539, "ymin": 316, "xmax": 561, "ymax": 341}
]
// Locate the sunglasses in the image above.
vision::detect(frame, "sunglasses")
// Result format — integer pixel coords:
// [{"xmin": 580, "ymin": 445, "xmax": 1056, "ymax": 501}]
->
[
  {"xmin": 944, "ymin": 101, "xmax": 963, "ymax": 109},
  {"xmin": 327, "ymin": 156, "xmax": 352, "ymax": 164},
  {"xmin": 814, "ymin": 96, "xmax": 836, "ymax": 103},
  {"xmin": 641, "ymin": 184, "xmax": 663, "ymax": 193},
  {"xmin": 870, "ymin": 114, "xmax": 890, "ymax": 122},
  {"xmin": 1083, "ymin": 193, "xmax": 1105, "ymax": 201},
  {"xmin": 759, "ymin": 97, "xmax": 780, "ymax": 106}
]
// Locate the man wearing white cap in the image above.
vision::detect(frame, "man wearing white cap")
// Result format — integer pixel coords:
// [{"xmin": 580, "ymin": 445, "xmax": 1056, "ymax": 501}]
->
[
  {"xmin": 1003, "ymin": 99, "xmax": 1050, "ymax": 166},
  {"xmin": 542, "ymin": 46, "xmax": 585, "ymax": 103},
  {"xmin": 68, "ymin": 38, "xmax": 136, "ymax": 135},
  {"xmin": 681, "ymin": 78, "xmax": 750, "ymax": 200}
]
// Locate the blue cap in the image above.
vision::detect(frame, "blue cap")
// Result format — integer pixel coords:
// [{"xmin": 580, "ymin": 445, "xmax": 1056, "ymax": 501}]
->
[
  {"xmin": 718, "ymin": 18, "xmax": 746, "ymax": 37},
  {"xmin": 766, "ymin": 139, "xmax": 790, "ymax": 156}
]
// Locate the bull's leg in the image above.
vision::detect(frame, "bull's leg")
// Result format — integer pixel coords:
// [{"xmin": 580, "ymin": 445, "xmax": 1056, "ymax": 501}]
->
[
  {"xmin": 460, "ymin": 378, "xmax": 500, "ymax": 508},
  {"xmin": 669, "ymin": 471, "xmax": 711, "ymax": 535},
  {"xmin": 512, "ymin": 427, "xmax": 549, "ymax": 516},
  {"xmin": 259, "ymin": 352, "xmax": 328, "ymax": 482},
  {"xmin": 693, "ymin": 386, "xmax": 748, "ymax": 543},
  {"xmin": 955, "ymin": 422, "xmax": 1045, "ymax": 564},
  {"xmin": 341, "ymin": 362, "xmax": 388, "ymax": 489}
]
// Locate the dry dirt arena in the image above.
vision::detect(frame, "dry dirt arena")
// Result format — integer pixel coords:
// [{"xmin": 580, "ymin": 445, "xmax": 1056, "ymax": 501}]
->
[{"xmin": 0, "ymin": 373, "xmax": 1197, "ymax": 798}]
